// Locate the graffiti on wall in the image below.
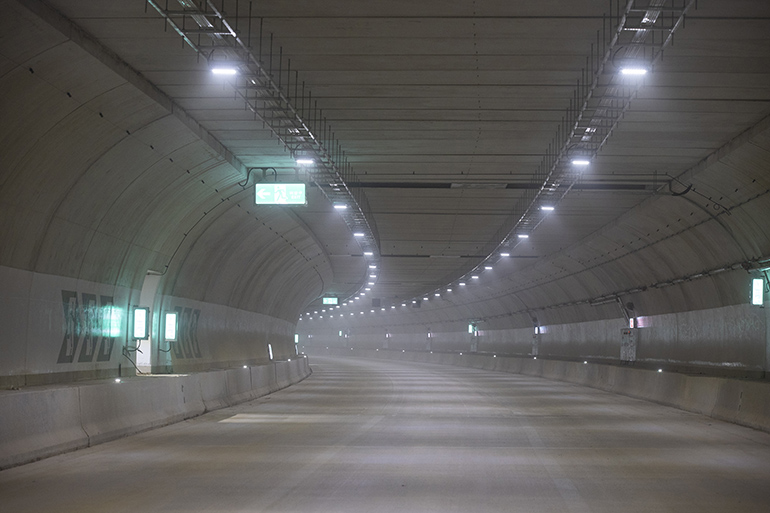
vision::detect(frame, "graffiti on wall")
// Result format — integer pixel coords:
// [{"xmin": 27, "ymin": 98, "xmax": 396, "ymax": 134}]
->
[{"xmin": 58, "ymin": 290, "xmax": 119, "ymax": 364}]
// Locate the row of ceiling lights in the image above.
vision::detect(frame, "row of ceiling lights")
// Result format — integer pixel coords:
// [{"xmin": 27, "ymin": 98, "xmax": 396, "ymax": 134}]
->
[
  {"xmin": 300, "ymin": 161, "xmax": 599, "ymax": 321},
  {"xmin": 296, "ymin": 55, "xmax": 652, "ymax": 319}
]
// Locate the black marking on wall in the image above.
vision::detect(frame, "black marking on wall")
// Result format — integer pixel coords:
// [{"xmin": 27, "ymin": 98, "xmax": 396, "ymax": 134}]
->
[
  {"xmin": 172, "ymin": 306, "xmax": 203, "ymax": 360},
  {"xmin": 58, "ymin": 290, "xmax": 116, "ymax": 364}
]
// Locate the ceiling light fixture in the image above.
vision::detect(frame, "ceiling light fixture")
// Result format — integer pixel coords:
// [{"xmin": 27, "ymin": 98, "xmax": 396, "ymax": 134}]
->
[
  {"xmin": 541, "ymin": 206, "xmax": 555, "ymax": 211},
  {"xmin": 572, "ymin": 159, "xmax": 590, "ymax": 166},
  {"xmin": 620, "ymin": 67, "xmax": 648, "ymax": 75},
  {"xmin": 211, "ymin": 67, "xmax": 237, "ymax": 75},
  {"xmin": 296, "ymin": 158, "xmax": 314, "ymax": 165}
]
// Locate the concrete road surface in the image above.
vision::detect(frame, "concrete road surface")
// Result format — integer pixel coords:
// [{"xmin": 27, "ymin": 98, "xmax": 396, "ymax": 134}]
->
[{"xmin": 2, "ymin": 356, "xmax": 770, "ymax": 512}]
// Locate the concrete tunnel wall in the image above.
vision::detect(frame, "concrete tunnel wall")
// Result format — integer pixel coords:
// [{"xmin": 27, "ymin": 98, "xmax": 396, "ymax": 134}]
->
[
  {"xmin": 0, "ymin": 2, "xmax": 332, "ymax": 387},
  {"xmin": 298, "ymin": 116, "xmax": 770, "ymax": 376}
]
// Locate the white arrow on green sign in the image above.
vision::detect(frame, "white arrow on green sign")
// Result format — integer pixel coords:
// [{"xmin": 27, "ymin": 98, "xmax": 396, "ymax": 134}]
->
[{"xmin": 255, "ymin": 183, "xmax": 307, "ymax": 205}]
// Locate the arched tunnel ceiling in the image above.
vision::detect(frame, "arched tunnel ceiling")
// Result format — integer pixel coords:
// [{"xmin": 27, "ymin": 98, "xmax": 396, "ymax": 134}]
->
[{"xmin": 7, "ymin": 0, "xmax": 770, "ymax": 315}]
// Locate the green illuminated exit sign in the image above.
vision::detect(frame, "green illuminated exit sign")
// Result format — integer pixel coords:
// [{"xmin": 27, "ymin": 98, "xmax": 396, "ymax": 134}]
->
[
  {"xmin": 255, "ymin": 183, "xmax": 306, "ymax": 205},
  {"xmin": 322, "ymin": 297, "xmax": 338, "ymax": 305}
]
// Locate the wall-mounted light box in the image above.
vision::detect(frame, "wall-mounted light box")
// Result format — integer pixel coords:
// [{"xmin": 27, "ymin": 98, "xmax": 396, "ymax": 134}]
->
[
  {"xmin": 752, "ymin": 278, "xmax": 764, "ymax": 306},
  {"xmin": 165, "ymin": 312, "xmax": 178, "ymax": 341},
  {"xmin": 133, "ymin": 307, "xmax": 149, "ymax": 340},
  {"xmin": 322, "ymin": 297, "xmax": 338, "ymax": 305}
]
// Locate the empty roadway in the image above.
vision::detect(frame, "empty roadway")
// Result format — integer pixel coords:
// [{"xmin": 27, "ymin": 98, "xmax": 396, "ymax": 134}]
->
[{"xmin": 2, "ymin": 356, "xmax": 769, "ymax": 513}]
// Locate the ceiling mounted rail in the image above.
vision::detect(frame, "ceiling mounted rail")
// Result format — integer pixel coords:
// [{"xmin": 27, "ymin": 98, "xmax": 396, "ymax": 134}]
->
[
  {"xmin": 485, "ymin": 0, "xmax": 697, "ymax": 255},
  {"xmin": 145, "ymin": 0, "xmax": 380, "ymax": 264}
]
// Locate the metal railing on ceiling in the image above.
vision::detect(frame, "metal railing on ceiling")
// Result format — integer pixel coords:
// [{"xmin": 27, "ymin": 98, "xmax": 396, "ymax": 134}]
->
[
  {"xmin": 145, "ymin": 0, "xmax": 380, "ymax": 282},
  {"xmin": 485, "ymin": 0, "xmax": 698, "ymax": 260}
]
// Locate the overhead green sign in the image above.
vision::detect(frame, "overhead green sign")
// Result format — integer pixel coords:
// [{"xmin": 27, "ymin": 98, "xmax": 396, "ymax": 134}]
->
[
  {"xmin": 255, "ymin": 183, "xmax": 306, "ymax": 205},
  {"xmin": 322, "ymin": 297, "xmax": 338, "ymax": 305}
]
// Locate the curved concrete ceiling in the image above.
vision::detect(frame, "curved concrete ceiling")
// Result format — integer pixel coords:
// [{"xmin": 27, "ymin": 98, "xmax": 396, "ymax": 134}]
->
[{"xmin": 3, "ymin": 0, "xmax": 770, "ymax": 328}]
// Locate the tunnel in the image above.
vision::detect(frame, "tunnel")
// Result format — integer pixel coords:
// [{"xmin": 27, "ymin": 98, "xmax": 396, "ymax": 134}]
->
[{"xmin": 1, "ymin": 1, "xmax": 770, "ymax": 511}]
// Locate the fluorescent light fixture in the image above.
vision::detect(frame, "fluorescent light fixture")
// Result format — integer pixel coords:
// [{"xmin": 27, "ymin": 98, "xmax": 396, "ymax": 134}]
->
[
  {"xmin": 164, "ymin": 312, "xmax": 178, "ymax": 341},
  {"xmin": 517, "ymin": 234, "xmax": 529, "ymax": 239},
  {"xmin": 363, "ymin": 251, "xmax": 374, "ymax": 256},
  {"xmin": 267, "ymin": 343, "xmax": 274, "ymax": 361},
  {"xmin": 369, "ymin": 265, "xmax": 377, "ymax": 269},
  {"xmin": 620, "ymin": 67, "xmax": 648, "ymax": 75},
  {"xmin": 115, "ymin": 378, "xmax": 122, "ymax": 383},
  {"xmin": 133, "ymin": 307, "xmax": 149, "ymax": 340},
  {"xmin": 243, "ymin": 365, "xmax": 248, "ymax": 369},
  {"xmin": 354, "ymin": 232, "xmax": 365, "ymax": 237},
  {"xmin": 211, "ymin": 67, "xmax": 237, "ymax": 75},
  {"xmin": 368, "ymin": 282, "xmax": 374, "ymax": 286},
  {"xmin": 471, "ymin": 275, "xmax": 479, "ymax": 280},
  {"xmin": 459, "ymin": 282, "xmax": 466, "ymax": 286},
  {"xmin": 423, "ymin": 297, "xmax": 429, "ymax": 301},
  {"xmin": 572, "ymin": 159, "xmax": 590, "ymax": 166},
  {"xmin": 369, "ymin": 274, "xmax": 377, "ymax": 278},
  {"xmin": 541, "ymin": 206, "xmax": 555, "ymax": 211},
  {"xmin": 447, "ymin": 288, "xmax": 452, "ymax": 292},
  {"xmin": 365, "ymin": 287, "xmax": 371, "ymax": 291},
  {"xmin": 500, "ymin": 252, "xmax": 510, "ymax": 257},
  {"xmin": 333, "ymin": 204, "xmax": 347, "ymax": 210},
  {"xmin": 752, "ymin": 278, "xmax": 764, "ymax": 305},
  {"xmin": 434, "ymin": 293, "xmax": 440, "ymax": 297},
  {"xmin": 296, "ymin": 158, "xmax": 314, "ymax": 165},
  {"xmin": 391, "ymin": 305, "xmax": 396, "ymax": 309},
  {"xmin": 484, "ymin": 266, "xmax": 492, "ymax": 270}
]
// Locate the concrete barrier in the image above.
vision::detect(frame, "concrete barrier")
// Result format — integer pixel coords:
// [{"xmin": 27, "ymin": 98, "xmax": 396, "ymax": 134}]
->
[
  {"xmin": 0, "ymin": 387, "xmax": 86, "ymax": 469},
  {"xmin": 0, "ymin": 358, "xmax": 311, "ymax": 470},
  {"xmin": 322, "ymin": 348, "xmax": 770, "ymax": 434}
]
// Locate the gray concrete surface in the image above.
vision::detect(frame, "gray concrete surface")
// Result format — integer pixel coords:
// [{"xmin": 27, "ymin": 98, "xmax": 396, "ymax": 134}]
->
[{"xmin": 2, "ymin": 356, "xmax": 770, "ymax": 512}]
